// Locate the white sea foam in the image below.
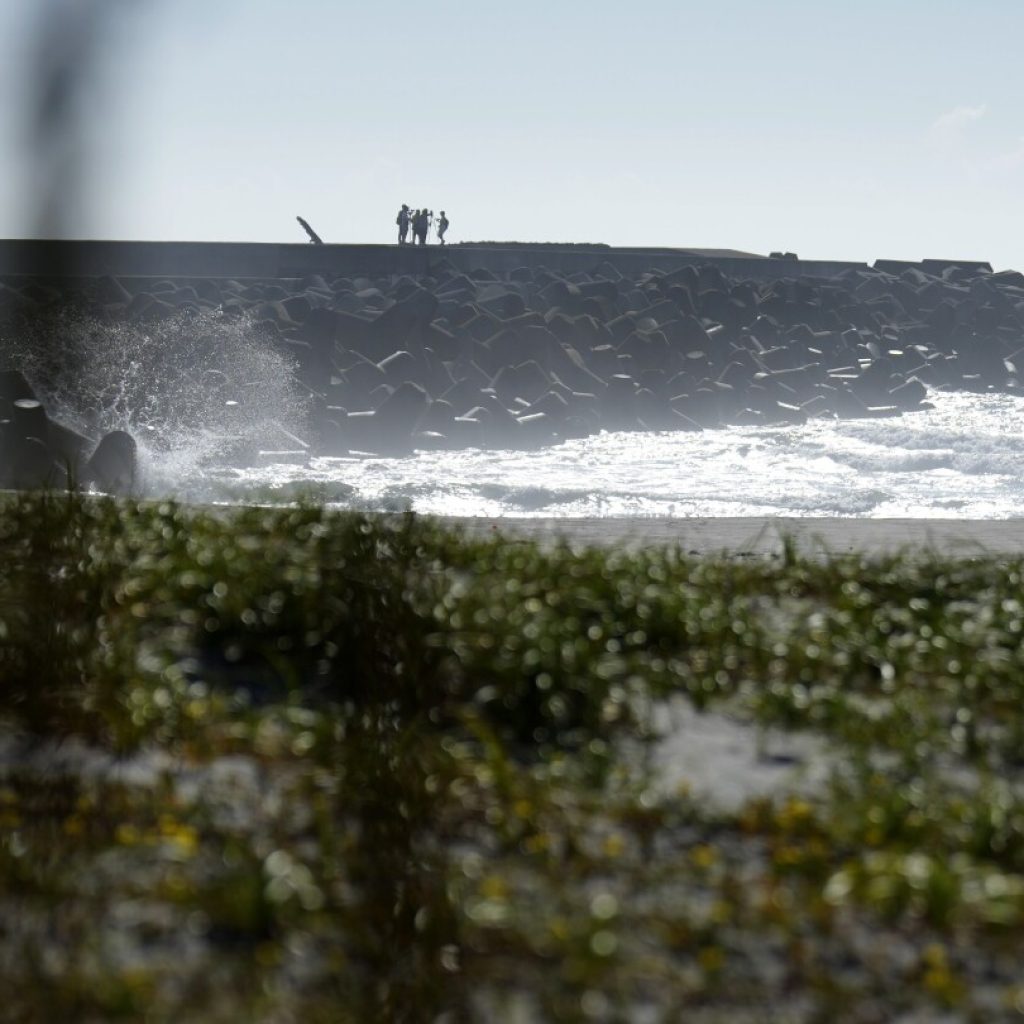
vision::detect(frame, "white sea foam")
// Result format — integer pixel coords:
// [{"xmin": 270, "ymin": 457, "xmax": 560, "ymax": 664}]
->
[
  {"xmin": 11, "ymin": 311, "xmax": 1018, "ymax": 519},
  {"xmin": 169, "ymin": 389, "xmax": 1024, "ymax": 520}
]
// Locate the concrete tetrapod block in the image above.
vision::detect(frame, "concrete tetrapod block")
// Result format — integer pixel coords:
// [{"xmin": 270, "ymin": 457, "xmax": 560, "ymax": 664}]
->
[
  {"xmin": 83, "ymin": 430, "xmax": 137, "ymax": 495},
  {"xmin": 490, "ymin": 360, "xmax": 552, "ymax": 406},
  {"xmin": 372, "ymin": 380, "xmax": 430, "ymax": 452}
]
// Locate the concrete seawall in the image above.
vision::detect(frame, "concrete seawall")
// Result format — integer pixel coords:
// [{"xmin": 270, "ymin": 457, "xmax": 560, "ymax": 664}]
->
[
  {"xmin": 0, "ymin": 238, "xmax": 870, "ymax": 281},
  {"xmin": 0, "ymin": 235, "xmax": 1017, "ymax": 476}
]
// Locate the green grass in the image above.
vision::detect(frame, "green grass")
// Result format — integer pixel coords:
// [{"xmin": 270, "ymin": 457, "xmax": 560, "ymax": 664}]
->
[{"xmin": 4, "ymin": 493, "xmax": 1024, "ymax": 1021}]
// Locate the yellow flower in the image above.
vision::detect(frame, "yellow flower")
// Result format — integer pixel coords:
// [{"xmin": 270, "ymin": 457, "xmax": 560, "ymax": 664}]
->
[
  {"xmin": 777, "ymin": 797, "xmax": 814, "ymax": 830},
  {"xmin": 698, "ymin": 945, "xmax": 725, "ymax": 973},
  {"xmin": 523, "ymin": 832, "xmax": 550, "ymax": 854},
  {"xmin": 690, "ymin": 844, "xmax": 718, "ymax": 869},
  {"xmin": 602, "ymin": 833, "xmax": 626, "ymax": 858},
  {"xmin": 513, "ymin": 798, "xmax": 533, "ymax": 820},
  {"xmin": 116, "ymin": 823, "xmax": 141, "ymax": 846},
  {"xmin": 480, "ymin": 874, "xmax": 508, "ymax": 900}
]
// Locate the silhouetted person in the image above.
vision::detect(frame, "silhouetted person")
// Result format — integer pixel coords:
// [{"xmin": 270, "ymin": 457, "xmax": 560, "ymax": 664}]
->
[
  {"xmin": 437, "ymin": 210, "xmax": 449, "ymax": 245},
  {"xmin": 414, "ymin": 208, "xmax": 429, "ymax": 245},
  {"xmin": 410, "ymin": 209, "xmax": 421, "ymax": 244},
  {"xmin": 396, "ymin": 204, "xmax": 410, "ymax": 244}
]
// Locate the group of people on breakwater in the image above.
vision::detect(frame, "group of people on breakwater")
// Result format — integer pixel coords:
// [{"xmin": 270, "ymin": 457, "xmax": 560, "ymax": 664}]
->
[{"xmin": 397, "ymin": 205, "xmax": 449, "ymax": 246}]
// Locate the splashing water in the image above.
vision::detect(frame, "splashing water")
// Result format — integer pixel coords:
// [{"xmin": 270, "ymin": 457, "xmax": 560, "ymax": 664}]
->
[
  {"xmin": 5, "ymin": 311, "xmax": 1024, "ymax": 519},
  {"xmin": 2, "ymin": 308, "xmax": 307, "ymax": 492},
  {"xmin": 187, "ymin": 390, "xmax": 1024, "ymax": 520}
]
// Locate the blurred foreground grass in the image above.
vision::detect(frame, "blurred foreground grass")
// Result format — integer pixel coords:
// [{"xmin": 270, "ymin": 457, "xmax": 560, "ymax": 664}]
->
[{"xmin": 4, "ymin": 493, "xmax": 1024, "ymax": 1022}]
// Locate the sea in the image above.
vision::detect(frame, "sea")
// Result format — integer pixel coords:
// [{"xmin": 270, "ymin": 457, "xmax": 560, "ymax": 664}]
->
[
  {"xmin": 18, "ymin": 312, "xmax": 1024, "ymax": 520},
  {"xmin": 151, "ymin": 388, "xmax": 1024, "ymax": 521}
]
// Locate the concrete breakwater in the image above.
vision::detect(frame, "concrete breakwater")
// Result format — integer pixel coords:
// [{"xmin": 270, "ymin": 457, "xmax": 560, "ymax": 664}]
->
[
  {"xmin": 1, "ymin": 241, "xmax": 1023, "ymax": 476},
  {"xmin": 0, "ymin": 239, "xmax": 863, "ymax": 283}
]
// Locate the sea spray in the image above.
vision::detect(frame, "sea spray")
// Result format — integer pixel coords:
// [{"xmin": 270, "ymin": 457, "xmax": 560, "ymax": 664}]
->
[
  {"xmin": 178, "ymin": 390, "xmax": 1024, "ymax": 519},
  {"xmin": 6, "ymin": 305, "xmax": 1023, "ymax": 519},
  {"xmin": 1, "ymin": 307, "xmax": 307, "ymax": 496}
]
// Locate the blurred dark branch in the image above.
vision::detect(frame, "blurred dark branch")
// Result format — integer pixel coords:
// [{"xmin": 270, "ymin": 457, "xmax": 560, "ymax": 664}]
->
[
  {"xmin": 29, "ymin": 0, "xmax": 142, "ymax": 252},
  {"xmin": 21, "ymin": 0, "xmax": 145, "ymax": 377}
]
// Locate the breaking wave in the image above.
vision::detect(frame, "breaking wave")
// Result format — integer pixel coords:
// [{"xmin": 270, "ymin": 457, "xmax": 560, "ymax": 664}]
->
[
  {"xmin": 2, "ymin": 308, "xmax": 308, "ymax": 495},
  {"xmin": 5, "ymin": 307, "xmax": 1023, "ymax": 520},
  {"xmin": 180, "ymin": 390, "xmax": 1024, "ymax": 519}
]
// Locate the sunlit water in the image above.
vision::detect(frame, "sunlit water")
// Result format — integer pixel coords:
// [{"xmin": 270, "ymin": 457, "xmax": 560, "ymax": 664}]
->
[
  {"xmin": 161, "ymin": 390, "xmax": 1024, "ymax": 520},
  {"xmin": 11, "ymin": 313, "xmax": 1021, "ymax": 519}
]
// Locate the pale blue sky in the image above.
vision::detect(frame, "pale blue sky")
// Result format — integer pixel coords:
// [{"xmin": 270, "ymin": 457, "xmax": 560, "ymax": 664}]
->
[{"xmin": 1, "ymin": 0, "xmax": 1021, "ymax": 268}]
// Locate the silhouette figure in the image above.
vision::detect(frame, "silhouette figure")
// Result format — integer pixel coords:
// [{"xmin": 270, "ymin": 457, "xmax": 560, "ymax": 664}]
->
[
  {"xmin": 414, "ymin": 208, "xmax": 429, "ymax": 245},
  {"xmin": 396, "ymin": 204, "xmax": 410, "ymax": 244},
  {"xmin": 437, "ymin": 210, "xmax": 449, "ymax": 245}
]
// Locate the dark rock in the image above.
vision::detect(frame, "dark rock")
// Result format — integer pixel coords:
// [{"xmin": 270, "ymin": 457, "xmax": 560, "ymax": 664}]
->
[
  {"xmin": 527, "ymin": 390, "xmax": 570, "ymax": 423},
  {"xmin": 366, "ymin": 287, "xmax": 439, "ymax": 354},
  {"xmin": 448, "ymin": 414, "xmax": 485, "ymax": 448},
  {"xmin": 539, "ymin": 278, "xmax": 581, "ymax": 311},
  {"xmin": 422, "ymin": 321, "xmax": 460, "ymax": 362},
  {"xmin": 419, "ymin": 398, "xmax": 457, "ymax": 432},
  {"xmin": 476, "ymin": 285, "xmax": 527, "ymax": 319},
  {"xmin": 513, "ymin": 411, "xmax": 557, "ymax": 446},
  {"xmin": 600, "ymin": 374, "xmax": 639, "ymax": 429},
  {"xmin": 49, "ymin": 421, "xmax": 93, "ymax": 479},
  {"xmin": 377, "ymin": 350, "xmax": 420, "ymax": 383},
  {"xmin": 1, "ymin": 434, "xmax": 59, "ymax": 490},
  {"xmin": 93, "ymin": 275, "xmax": 133, "ymax": 305},
  {"xmin": 374, "ymin": 381, "xmax": 430, "ymax": 450},
  {"xmin": 338, "ymin": 356, "xmax": 387, "ymax": 396},
  {"xmin": 481, "ymin": 393, "xmax": 519, "ymax": 445},
  {"xmin": 280, "ymin": 294, "xmax": 311, "ymax": 321},
  {"xmin": 0, "ymin": 370, "xmax": 37, "ymax": 406},
  {"xmin": 671, "ymin": 388, "xmax": 722, "ymax": 428},
  {"xmin": 888, "ymin": 378, "xmax": 927, "ymax": 409},
  {"xmin": 125, "ymin": 292, "xmax": 164, "ymax": 322},
  {"xmin": 83, "ymin": 430, "xmax": 137, "ymax": 494},
  {"xmin": 491, "ymin": 360, "xmax": 552, "ymax": 405},
  {"xmin": 10, "ymin": 397, "xmax": 49, "ymax": 446}
]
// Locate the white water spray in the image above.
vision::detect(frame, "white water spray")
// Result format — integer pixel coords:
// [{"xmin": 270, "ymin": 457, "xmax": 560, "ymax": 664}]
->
[{"xmin": 2, "ymin": 308, "xmax": 308, "ymax": 498}]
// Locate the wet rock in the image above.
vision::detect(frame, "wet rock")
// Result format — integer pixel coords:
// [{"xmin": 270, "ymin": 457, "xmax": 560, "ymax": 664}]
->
[
  {"xmin": 49, "ymin": 421, "xmax": 93, "ymax": 480},
  {"xmin": 373, "ymin": 380, "xmax": 430, "ymax": 450},
  {"xmin": 888, "ymin": 377, "xmax": 927, "ymax": 409},
  {"xmin": 377, "ymin": 350, "xmax": 420, "ymax": 384},
  {"xmin": 490, "ymin": 360, "xmax": 551, "ymax": 405},
  {"xmin": 83, "ymin": 430, "xmax": 137, "ymax": 495},
  {"xmin": 1, "ymin": 434, "xmax": 59, "ymax": 489}
]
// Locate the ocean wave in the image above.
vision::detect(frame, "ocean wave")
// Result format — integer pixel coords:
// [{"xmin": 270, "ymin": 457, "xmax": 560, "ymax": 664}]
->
[{"xmin": 114, "ymin": 383, "xmax": 1024, "ymax": 520}]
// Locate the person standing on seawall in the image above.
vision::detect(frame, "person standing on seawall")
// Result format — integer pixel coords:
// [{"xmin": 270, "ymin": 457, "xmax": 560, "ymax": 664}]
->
[
  {"xmin": 415, "ymin": 208, "xmax": 429, "ymax": 245},
  {"xmin": 437, "ymin": 210, "xmax": 449, "ymax": 245},
  {"xmin": 396, "ymin": 204, "xmax": 410, "ymax": 244}
]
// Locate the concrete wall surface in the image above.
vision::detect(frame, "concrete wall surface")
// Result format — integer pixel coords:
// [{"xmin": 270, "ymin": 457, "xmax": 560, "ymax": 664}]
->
[{"xmin": 0, "ymin": 239, "xmax": 871, "ymax": 282}]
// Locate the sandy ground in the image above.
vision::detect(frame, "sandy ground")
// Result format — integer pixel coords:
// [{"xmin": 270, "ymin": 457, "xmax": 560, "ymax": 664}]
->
[{"xmin": 437, "ymin": 516, "xmax": 1024, "ymax": 558}]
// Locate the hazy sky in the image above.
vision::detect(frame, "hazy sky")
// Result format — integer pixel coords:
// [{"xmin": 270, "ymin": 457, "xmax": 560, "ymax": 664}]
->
[{"xmin": 0, "ymin": 0, "xmax": 1022, "ymax": 269}]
